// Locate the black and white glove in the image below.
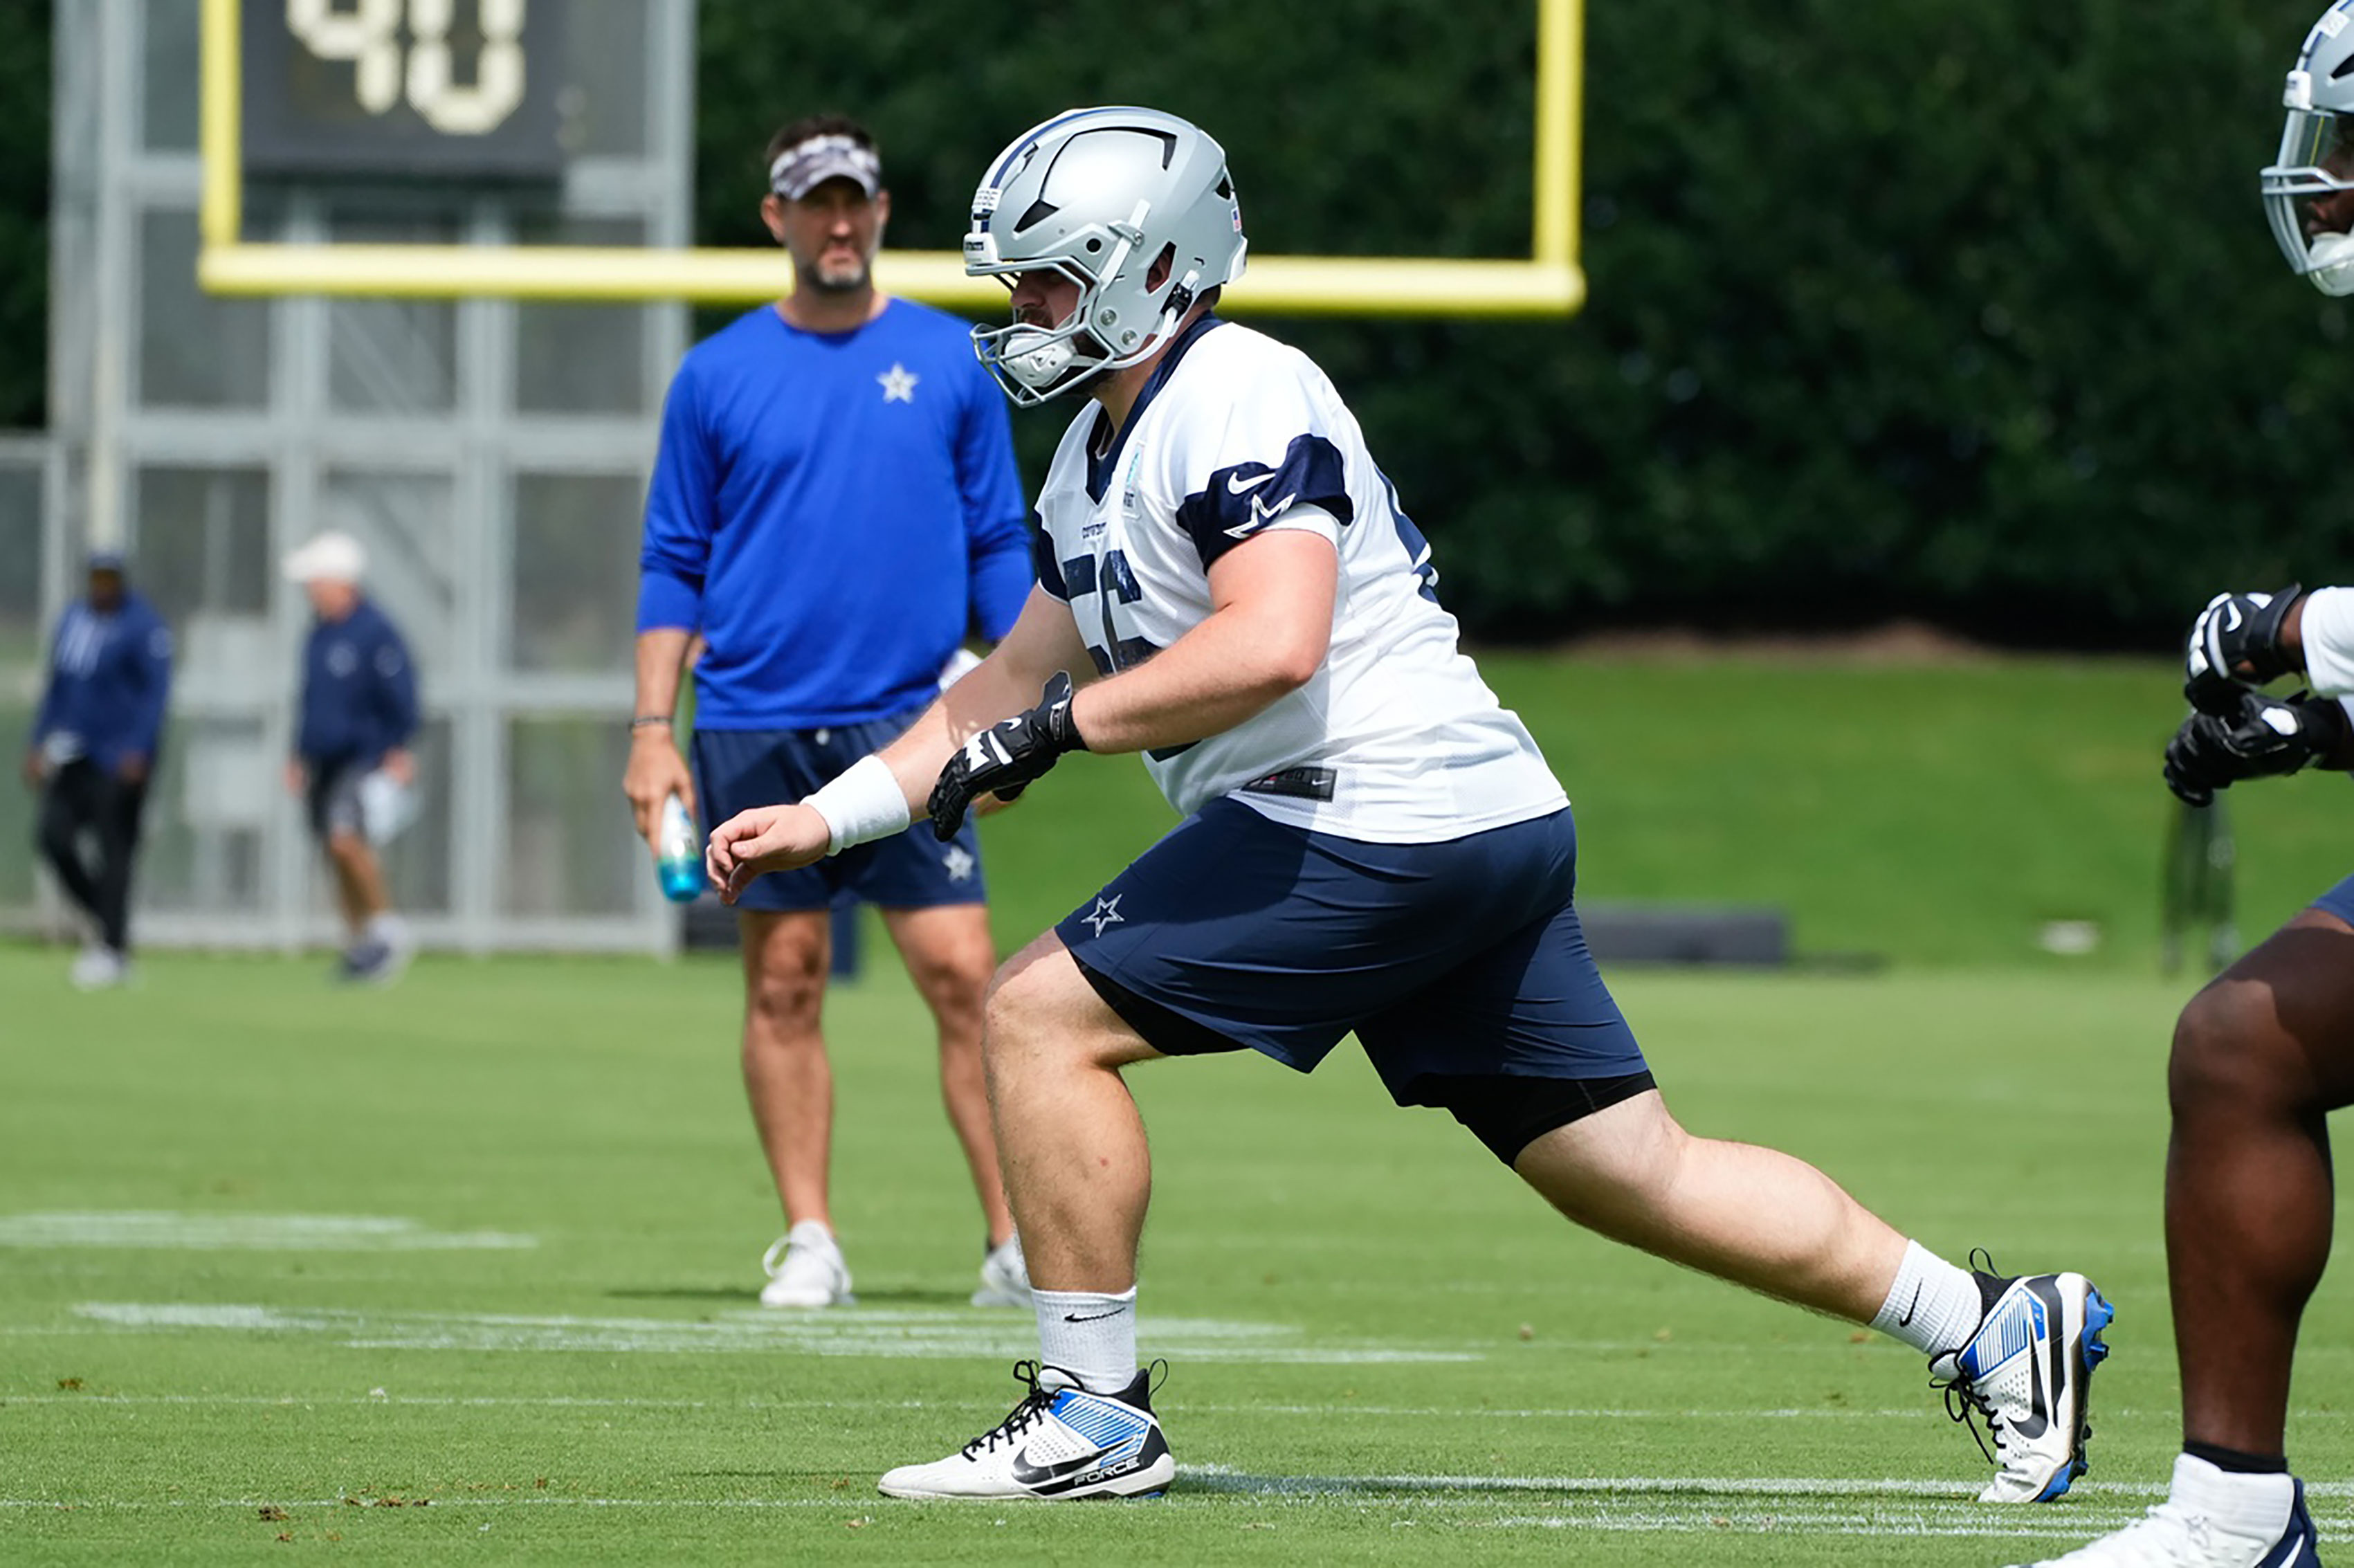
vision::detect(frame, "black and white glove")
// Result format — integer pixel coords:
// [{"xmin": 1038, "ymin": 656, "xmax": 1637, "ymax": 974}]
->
[
  {"xmin": 928, "ymin": 673, "xmax": 1085, "ymax": 840},
  {"xmin": 2184, "ymin": 584, "xmax": 2303, "ymax": 715},
  {"xmin": 2162, "ymin": 689, "xmax": 2347, "ymax": 807}
]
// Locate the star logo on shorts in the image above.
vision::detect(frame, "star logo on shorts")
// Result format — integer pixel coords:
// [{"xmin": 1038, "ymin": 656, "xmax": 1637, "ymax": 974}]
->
[
  {"xmin": 1082, "ymin": 895, "xmax": 1124, "ymax": 937},
  {"xmin": 941, "ymin": 844, "xmax": 976, "ymax": 882},
  {"xmin": 877, "ymin": 363, "xmax": 919, "ymax": 403}
]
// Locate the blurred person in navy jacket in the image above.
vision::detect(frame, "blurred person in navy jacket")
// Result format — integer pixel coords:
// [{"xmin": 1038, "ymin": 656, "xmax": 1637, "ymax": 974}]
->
[
  {"xmin": 21, "ymin": 549, "xmax": 172, "ymax": 989},
  {"xmin": 282, "ymin": 531, "xmax": 418, "ymax": 985}
]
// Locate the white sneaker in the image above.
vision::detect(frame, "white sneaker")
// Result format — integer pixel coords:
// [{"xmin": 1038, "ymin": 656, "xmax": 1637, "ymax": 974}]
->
[
  {"xmin": 1931, "ymin": 1269, "xmax": 2115, "ymax": 1502},
  {"xmin": 878, "ymin": 1361, "xmax": 1174, "ymax": 1500},
  {"xmin": 759, "ymin": 1222, "xmax": 853, "ymax": 1309},
  {"xmin": 971, "ymin": 1234, "xmax": 1032, "ymax": 1308},
  {"xmin": 69, "ymin": 945, "xmax": 127, "ymax": 991},
  {"xmin": 2010, "ymin": 1455, "xmax": 2319, "ymax": 1566}
]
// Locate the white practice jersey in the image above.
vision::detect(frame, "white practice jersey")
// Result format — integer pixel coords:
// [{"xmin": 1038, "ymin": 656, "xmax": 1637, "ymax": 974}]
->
[{"xmin": 1031, "ymin": 318, "xmax": 1567, "ymax": 843}]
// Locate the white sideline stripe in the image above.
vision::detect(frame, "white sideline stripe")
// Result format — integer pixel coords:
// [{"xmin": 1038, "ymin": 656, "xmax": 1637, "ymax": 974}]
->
[
  {"xmin": 13, "ymin": 1393, "xmax": 2342, "ymax": 1430},
  {"xmin": 0, "ymin": 1211, "xmax": 534, "ymax": 1251},
  {"xmin": 64, "ymin": 1302, "xmax": 1475, "ymax": 1365},
  {"xmin": 0, "ymin": 1393, "xmax": 1946, "ymax": 1419},
  {"xmin": 0, "ymin": 1489, "xmax": 2342, "ymax": 1543}
]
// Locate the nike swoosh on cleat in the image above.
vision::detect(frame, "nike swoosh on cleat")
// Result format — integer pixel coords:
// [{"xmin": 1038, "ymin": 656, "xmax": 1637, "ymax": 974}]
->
[{"xmin": 1010, "ymin": 1446, "xmax": 1111, "ymax": 1488}]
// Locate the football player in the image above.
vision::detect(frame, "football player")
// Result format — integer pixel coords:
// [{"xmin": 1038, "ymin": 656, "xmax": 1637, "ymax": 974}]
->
[
  {"xmin": 2011, "ymin": 11, "xmax": 2354, "ymax": 1566},
  {"xmin": 707, "ymin": 106, "xmax": 2111, "ymax": 1506}
]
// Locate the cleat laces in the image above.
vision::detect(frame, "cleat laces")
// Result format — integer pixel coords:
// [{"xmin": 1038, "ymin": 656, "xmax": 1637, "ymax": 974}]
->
[
  {"xmin": 960, "ymin": 1360, "xmax": 1062, "ymax": 1461},
  {"xmin": 1932, "ymin": 1248, "xmax": 2011, "ymax": 1469}
]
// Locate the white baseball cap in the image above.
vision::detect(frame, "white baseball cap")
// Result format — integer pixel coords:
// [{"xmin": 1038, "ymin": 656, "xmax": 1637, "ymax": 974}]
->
[{"xmin": 281, "ymin": 531, "xmax": 366, "ymax": 584}]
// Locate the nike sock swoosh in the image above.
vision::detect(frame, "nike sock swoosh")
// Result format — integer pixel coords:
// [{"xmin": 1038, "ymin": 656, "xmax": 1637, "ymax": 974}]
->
[{"xmin": 1034, "ymin": 1286, "xmax": 1139, "ymax": 1394}]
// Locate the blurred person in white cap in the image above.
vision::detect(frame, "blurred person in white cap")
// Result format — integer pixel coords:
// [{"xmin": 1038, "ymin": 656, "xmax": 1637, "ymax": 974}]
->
[
  {"xmin": 282, "ymin": 530, "xmax": 419, "ymax": 985},
  {"xmin": 22, "ymin": 547, "xmax": 172, "ymax": 988},
  {"xmin": 627, "ymin": 113, "xmax": 1034, "ymax": 1311}
]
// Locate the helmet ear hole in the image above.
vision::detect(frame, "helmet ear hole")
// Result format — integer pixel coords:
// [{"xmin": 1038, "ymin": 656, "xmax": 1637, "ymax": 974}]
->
[{"xmin": 1147, "ymin": 242, "xmax": 1176, "ymax": 291}]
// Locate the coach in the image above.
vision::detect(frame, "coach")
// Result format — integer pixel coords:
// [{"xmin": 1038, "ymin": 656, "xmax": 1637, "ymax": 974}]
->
[{"xmin": 625, "ymin": 113, "xmax": 1034, "ymax": 1311}]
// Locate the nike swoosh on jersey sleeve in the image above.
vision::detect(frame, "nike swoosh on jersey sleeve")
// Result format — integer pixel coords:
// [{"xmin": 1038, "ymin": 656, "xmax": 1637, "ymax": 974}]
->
[{"xmin": 1175, "ymin": 433, "xmax": 1353, "ymax": 569}]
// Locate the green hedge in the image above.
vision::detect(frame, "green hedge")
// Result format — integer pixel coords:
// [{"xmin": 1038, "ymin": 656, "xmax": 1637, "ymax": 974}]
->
[{"xmin": 700, "ymin": 0, "xmax": 2351, "ymax": 647}]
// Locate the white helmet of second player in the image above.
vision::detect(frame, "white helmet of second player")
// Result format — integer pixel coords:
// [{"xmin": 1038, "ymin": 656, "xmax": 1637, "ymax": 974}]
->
[
  {"xmin": 2265, "ymin": 0, "xmax": 2354, "ymax": 293},
  {"xmin": 964, "ymin": 107, "xmax": 1248, "ymax": 404}
]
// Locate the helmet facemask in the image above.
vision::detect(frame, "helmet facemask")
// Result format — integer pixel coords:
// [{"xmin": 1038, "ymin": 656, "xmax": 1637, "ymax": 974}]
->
[
  {"xmin": 2264, "ymin": 6, "xmax": 2354, "ymax": 294},
  {"xmin": 2263, "ymin": 100, "xmax": 2354, "ymax": 293}
]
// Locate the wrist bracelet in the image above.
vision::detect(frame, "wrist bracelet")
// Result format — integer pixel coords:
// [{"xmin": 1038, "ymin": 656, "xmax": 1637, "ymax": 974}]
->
[
  {"xmin": 804, "ymin": 754, "xmax": 911, "ymax": 855},
  {"xmin": 629, "ymin": 715, "xmax": 673, "ymax": 730}
]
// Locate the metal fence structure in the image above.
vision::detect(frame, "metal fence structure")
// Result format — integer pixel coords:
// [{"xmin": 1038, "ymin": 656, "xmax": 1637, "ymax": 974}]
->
[{"xmin": 22, "ymin": 0, "xmax": 693, "ymax": 952}]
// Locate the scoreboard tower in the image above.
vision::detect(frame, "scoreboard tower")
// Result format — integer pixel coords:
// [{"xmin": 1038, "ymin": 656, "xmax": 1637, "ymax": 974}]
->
[{"xmin": 48, "ymin": 0, "xmax": 695, "ymax": 955}]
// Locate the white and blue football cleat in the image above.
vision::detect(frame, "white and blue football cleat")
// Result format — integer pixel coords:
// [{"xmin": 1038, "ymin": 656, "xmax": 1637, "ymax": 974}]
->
[
  {"xmin": 1931, "ymin": 1268, "xmax": 2115, "ymax": 1502},
  {"xmin": 878, "ymin": 1360, "xmax": 1174, "ymax": 1500},
  {"xmin": 2009, "ymin": 1455, "xmax": 2321, "ymax": 1566}
]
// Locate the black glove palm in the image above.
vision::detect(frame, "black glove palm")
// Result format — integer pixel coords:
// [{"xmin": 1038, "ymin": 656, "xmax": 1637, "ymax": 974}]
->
[
  {"xmin": 928, "ymin": 673, "xmax": 1085, "ymax": 840},
  {"xmin": 2163, "ymin": 689, "xmax": 2346, "ymax": 807},
  {"xmin": 2184, "ymin": 584, "xmax": 2302, "ymax": 715}
]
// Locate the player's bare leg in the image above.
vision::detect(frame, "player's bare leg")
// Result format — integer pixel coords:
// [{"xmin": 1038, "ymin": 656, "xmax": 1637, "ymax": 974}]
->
[
  {"xmin": 877, "ymin": 932, "xmax": 1173, "ymax": 1499},
  {"xmin": 1517, "ymin": 1090, "xmax": 2110, "ymax": 1502},
  {"xmin": 1512, "ymin": 1089, "xmax": 1906, "ymax": 1320},
  {"xmin": 881, "ymin": 904, "xmax": 1016, "ymax": 1248},
  {"xmin": 739, "ymin": 909, "xmax": 852, "ymax": 1305},
  {"xmin": 2166, "ymin": 910, "xmax": 2354, "ymax": 1455},
  {"xmin": 2008, "ymin": 913, "xmax": 2353, "ymax": 1564},
  {"xmin": 980, "ymin": 933, "xmax": 1160, "ymax": 1293}
]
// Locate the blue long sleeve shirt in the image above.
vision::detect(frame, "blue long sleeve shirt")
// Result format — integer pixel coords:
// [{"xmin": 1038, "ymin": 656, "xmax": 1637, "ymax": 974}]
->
[
  {"xmin": 636, "ymin": 299, "xmax": 1033, "ymax": 729},
  {"xmin": 28, "ymin": 592, "xmax": 172, "ymax": 771},
  {"xmin": 295, "ymin": 597, "xmax": 418, "ymax": 769}
]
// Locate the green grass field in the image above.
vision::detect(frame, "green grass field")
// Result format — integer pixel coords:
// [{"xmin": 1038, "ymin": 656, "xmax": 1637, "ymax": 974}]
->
[{"xmin": 6, "ymin": 946, "xmax": 2352, "ymax": 1565}]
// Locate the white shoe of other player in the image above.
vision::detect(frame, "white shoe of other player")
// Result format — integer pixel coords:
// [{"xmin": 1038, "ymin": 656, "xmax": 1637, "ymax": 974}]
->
[
  {"xmin": 2009, "ymin": 1454, "xmax": 2320, "ymax": 1567},
  {"xmin": 758, "ymin": 1221, "xmax": 853, "ymax": 1309},
  {"xmin": 1931, "ymin": 1268, "xmax": 2115, "ymax": 1502},
  {"xmin": 878, "ymin": 1360, "xmax": 1174, "ymax": 1501},
  {"xmin": 971, "ymin": 1234, "xmax": 1032, "ymax": 1308},
  {"xmin": 69, "ymin": 945, "xmax": 128, "ymax": 991}
]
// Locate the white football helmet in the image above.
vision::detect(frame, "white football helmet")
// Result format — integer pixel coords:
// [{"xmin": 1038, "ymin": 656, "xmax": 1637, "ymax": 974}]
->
[
  {"xmin": 963, "ymin": 107, "xmax": 1248, "ymax": 404},
  {"xmin": 2264, "ymin": 0, "xmax": 2354, "ymax": 293}
]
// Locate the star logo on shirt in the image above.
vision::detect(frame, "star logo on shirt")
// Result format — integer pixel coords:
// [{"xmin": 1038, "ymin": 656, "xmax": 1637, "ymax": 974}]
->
[
  {"xmin": 940, "ymin": 844, "xmax": 976, "ymax": 883},
  {"xmin": 877, "ymin": 363, "xmax": 919, "ymax": 403},
  {"xmin": 1082, "ymin": 895, "xmax": 1125, "ymax": 938}
]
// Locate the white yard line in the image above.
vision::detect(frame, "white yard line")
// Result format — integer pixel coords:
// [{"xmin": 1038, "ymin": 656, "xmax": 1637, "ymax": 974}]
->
[{"xmin": 0, "ymin": 1212, "xmax": 534, "ymax": 1250}]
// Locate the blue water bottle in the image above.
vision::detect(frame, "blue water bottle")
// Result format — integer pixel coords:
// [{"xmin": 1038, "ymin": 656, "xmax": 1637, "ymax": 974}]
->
[{"xmin": 655, "ymin": 792, "xmax": 703, "ymax": 903}]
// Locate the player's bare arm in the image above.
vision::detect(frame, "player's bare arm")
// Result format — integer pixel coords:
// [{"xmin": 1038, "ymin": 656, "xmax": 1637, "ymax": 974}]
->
[
  {"xmin": 623, "ymin": 626, "xmax": 695, "ymax": 844},
  {"xmin": 705, "ymin": 587, "xmax": 1091, "ymax": 900},
  {"xmin": 1061, "ymin": 527, "xmax": 1338, "ymax": 756}
]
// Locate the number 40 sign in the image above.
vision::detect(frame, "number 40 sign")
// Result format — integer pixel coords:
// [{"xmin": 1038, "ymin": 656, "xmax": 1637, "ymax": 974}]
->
[
  {"xmin": 286, "ymin": 0, "xmax": 525, "ymax": 136},
  {"xmin": 241, "ymin": 0, "xmax": 567, "ymax": 180}
]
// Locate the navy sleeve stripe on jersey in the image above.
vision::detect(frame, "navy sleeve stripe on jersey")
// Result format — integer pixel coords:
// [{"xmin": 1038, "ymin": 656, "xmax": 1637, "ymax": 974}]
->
[
  {"xmin": 1174, "ymin": 432, "xmax": 1353, "ymax": 571},
  {"xmin": 1031, "ymin": 518, "xmax": 1069, "ymax": 601}
]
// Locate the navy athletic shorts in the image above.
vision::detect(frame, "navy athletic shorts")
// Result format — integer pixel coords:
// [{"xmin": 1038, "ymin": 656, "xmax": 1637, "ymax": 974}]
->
[
  {"xmin": 1055, "ymin": 798, "xmax": 1649, "ymax": 1108},
  {"xmin": 2315, "ymin": 873, "xmax": 2354, "ymax": 928},
  {"xmin": 693, "ymin": 714, "xmax": 985, "ymax": 913}
]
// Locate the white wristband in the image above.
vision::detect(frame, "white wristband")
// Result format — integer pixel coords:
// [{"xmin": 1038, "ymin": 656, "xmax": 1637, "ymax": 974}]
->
[{"xmin": 804, "ymin": 754, "xmax": 911, "ymax": 855}]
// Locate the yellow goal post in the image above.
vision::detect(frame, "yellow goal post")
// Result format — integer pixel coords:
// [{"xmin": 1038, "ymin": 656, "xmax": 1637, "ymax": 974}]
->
[{"xmin": 198, "ymin": 0, "xmax": 1583, "ymax": 317}]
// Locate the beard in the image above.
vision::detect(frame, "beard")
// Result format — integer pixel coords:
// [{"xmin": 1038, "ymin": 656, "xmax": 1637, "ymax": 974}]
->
[{"xmin": 802, "ymin": 250, "xmax": 873, "ymax": 293}]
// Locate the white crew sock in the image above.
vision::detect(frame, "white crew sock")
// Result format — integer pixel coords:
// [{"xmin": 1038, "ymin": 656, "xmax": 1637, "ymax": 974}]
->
[
  {"xmin": 1033, "ymin": 1286, "xmax": 1138, "ymax": 1395},
  {"xmin": 2168, "ymin": 1452, "xmax": 2297, "ymax": 1540},
  {"xmin": 367, "ymin": 912, "xmax": 408, "ymax": 947},
  {"xmin": 1871, "ymin": 1240, "xmax": 1985, "ymax": 1356}
]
